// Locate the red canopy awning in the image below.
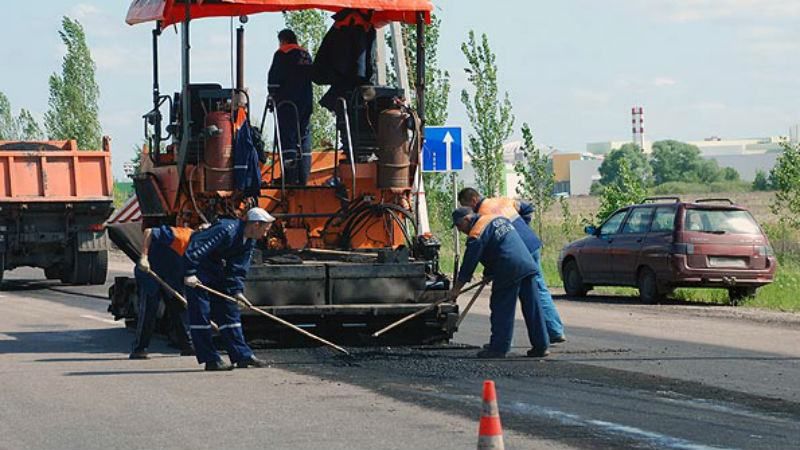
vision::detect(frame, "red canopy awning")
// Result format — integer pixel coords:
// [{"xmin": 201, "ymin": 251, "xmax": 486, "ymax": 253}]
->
[{"xmin": 126, "ymin": 0, "xmax": 432, "ymax": 26}]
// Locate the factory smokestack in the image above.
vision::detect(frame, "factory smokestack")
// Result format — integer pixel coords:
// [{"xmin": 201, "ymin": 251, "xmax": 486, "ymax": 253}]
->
[{"xmin": 631, "ymin": 106, "xmax": 644, "ymax": 151}]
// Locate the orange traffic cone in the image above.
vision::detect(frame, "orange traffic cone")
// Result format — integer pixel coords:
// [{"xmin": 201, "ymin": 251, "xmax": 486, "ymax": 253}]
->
[{"xmin": 478, "ymin": 380, "xmax": 504, "ymax": 449}]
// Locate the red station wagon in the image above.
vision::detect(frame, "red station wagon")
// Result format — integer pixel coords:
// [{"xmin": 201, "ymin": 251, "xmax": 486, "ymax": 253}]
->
[{"xmin": 558, "ymin": 197, "xmax": 777, "ymax": 303}]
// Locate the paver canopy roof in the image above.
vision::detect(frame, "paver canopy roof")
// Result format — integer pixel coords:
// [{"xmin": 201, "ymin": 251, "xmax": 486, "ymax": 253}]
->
[{"xmin": 126, "ymin": 0, "xmax": 433, "ymax": 26}]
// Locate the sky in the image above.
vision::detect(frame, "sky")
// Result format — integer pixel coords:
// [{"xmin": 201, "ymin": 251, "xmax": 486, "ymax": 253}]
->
[{"xmin": 2, "ymin": 0, "xmax": 800, "ymax": 179}]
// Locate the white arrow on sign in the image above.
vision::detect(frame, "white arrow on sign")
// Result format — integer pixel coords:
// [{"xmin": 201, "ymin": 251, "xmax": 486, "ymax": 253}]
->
[{"xmin": 443, "ymin": 131, "xmax": 454, "ymax": 171}]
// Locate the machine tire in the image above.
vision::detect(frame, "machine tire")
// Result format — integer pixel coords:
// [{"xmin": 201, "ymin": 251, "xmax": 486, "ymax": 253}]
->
[
  {"xmin": 563, "ymin": 260, "xmax": 589, "ymax": 297},
  {"xmin": 637, "ymin": 267, "xmax": 664, "ymax": 304},
  {"xmin": 89, "ymin": 251, "xmax": 108, "ymax": 285},
  {"xmin": 71, "ymin": 252, "xmax": 92, "ymax": 285},
  {"xmin": 728, "ymin": 287, "xmax": 757, "ymax": 306},
  {"xmin": 44, "ymin": 266, "xmax": 61, "ymax": 280}
]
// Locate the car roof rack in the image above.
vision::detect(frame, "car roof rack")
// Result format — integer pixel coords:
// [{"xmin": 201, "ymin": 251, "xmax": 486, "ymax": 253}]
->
[
  {"xmin": 642, "ymin": 196, "xmax": 681, "ymax": 203},
  {"xmin": 694, "ymin": 198, "xmax": 735, "ymax": 205}
]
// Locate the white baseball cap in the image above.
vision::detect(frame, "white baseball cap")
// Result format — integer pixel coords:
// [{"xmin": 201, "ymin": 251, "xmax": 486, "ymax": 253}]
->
[{"xmin": 246, "ymin": 207, "xmax": 276, "ymax": 223}]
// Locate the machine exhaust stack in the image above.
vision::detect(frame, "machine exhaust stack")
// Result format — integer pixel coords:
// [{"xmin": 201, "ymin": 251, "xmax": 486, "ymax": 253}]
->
[
  {"xmin": 236, "ymin": 25, "xmax": 245, "ymax": 92},
  {"xmin": 632, "ymin": 106, "xmax": 644, "ymax": 152}
]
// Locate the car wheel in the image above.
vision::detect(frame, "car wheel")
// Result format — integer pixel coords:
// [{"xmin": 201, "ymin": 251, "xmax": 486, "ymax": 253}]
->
[
  {"xmin": 563, "ymin": 260, "xmax": 589, "ymax": 297},
  {"xmin": 637, "ymin": 267, "xmax": 664, "ymax": 304},
  {"xmin": 728, "ymin": 287, "xmax": 757, "ymax": 306}
]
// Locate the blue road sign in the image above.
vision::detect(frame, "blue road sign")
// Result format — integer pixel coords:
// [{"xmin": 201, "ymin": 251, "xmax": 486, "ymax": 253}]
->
[{"xmin": 422, "ymin": 126, "xmax": 463, "ymax": 172}]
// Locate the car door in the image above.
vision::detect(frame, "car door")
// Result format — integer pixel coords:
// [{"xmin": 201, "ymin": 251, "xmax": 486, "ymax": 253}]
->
[
  {"xmin": 640, "ymin": 206, "xmax": 677, "ymax": 282},
  {"xmin": 611, "ymin": 207, "xmax": 654, "ymax": 285},
  {"xmin": 579, "ymin": 209, "xmax": 628, "ymax": 283}
]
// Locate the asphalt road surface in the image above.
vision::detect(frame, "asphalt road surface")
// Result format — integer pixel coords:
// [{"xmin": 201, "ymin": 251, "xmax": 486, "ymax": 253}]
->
[{"xmin": 1, "ymin": 260, "xmax": 798, "ymax": 449}]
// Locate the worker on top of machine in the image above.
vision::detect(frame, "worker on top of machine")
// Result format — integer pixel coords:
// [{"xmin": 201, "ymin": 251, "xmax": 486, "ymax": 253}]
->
[
  {"xmin": 130, "ymin": 225, "xmax": 195, "ymax": 360},
  {"xmin": 183, "ymin": 208, "xmax": 275, "ymax": 371},
  {"xmin": 268, "ymin": 28, "xmax": 313, "ymax": 185},
  {"xmin": 312, "ymin": 8, "xmax": 376, "ymax": 150},
  {"xmin": 449, "ymin": 207, "xmax": 550, "ymax": 359},
  {"xmin": 458, "ymin": 187, "xmax": 566, "ymax": 343}
]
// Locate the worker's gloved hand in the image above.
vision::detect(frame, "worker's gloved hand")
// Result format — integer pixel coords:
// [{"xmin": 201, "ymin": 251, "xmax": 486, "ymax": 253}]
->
[
  {"xmin": 234, "ymin": 292, "xmax": 250, "ymax": 305},
  {"xmin": 137, "ymin": 256, "xmax": 150, "ymax": 273},
  {"xmin": 184, "ymin": 275, "xmax": 200, "ymax": 288}
]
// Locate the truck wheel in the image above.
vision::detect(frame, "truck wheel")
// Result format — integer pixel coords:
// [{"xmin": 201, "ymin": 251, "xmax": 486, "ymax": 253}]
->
[
  {"xmin": 71, "ymin": 253, "xmax": 92, "ymax": 285},
  {"xmin": 728, "ymin": 287, "xmax": 757, "ymax": 306},
  {"xmin": 637, "ymin": 268, "xmax": 664, "ymax": 304},
  {"xmin": 563, "ymin": 260, "xmax": 589, "ymax": 297},
  {"xmin": 45, "ymin": 266, "xmax": 61, "ymax": 280},
  {"xmin": 89, "ymin": 251, "xmax": 108, "ymax": 285}
]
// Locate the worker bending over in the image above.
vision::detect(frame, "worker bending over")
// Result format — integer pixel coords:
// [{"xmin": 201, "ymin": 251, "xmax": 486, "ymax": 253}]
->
[
  {"xmin": 449, "ymin": 207, "xmax": 550, "ymax": 358},
  {"xmin": 130, "ymin": 225, "xmax": 194, "ymax": 359},
  {"xmin": 183, "ymin": 208, "xmax": 274, "ymax": 371},
  {"xmin": 459, "ymin": 187, "xmax": 566, "ymax": 343},
  {"xmin": 268, "ymin": 28, "xmax": 313, "ymax": 185}
]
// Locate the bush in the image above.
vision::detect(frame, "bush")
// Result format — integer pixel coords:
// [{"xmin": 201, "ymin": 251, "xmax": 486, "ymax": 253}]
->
[{"xmin": 650, "ymin": 180, "xmax": 751, "ymax": 195}]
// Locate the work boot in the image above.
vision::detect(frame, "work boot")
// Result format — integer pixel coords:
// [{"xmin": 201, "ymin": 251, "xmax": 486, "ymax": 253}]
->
[
  {"xmin": 236, "ymin": 356, "xmax": 270, "ymax": 369},
  {"xmin": 550, "ymin": 335, "xmax": 567, "ymax": 344},
  {"xmin": 205, "ymin": 360, "xmax": 234, "ymax": 371},
  {"xmin": 526, "ymin": 348, "xmax": 550, "ymax": 358},
  {"xmin": 129, "ymin": 350, "xmax": 149, "ymax": 360},
  {"xmin": 476, "ymin": 349, "xmax": 507, "ymax": 359}
]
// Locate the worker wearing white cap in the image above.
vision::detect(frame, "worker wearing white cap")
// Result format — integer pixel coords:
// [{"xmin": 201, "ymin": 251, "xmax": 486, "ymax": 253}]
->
[{"xmin": 182, "ymin": 208, "xmax": 275, "ymax": 371}]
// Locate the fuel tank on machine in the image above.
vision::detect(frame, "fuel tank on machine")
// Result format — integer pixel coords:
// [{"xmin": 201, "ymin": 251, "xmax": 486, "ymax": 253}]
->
[
  {"xmin": 204, "ymin": 110, "xmax": 234, "ymax": 191},
  {"xmin": 376, "ymin": 108, "xmax": 412, "ymax": 189}
]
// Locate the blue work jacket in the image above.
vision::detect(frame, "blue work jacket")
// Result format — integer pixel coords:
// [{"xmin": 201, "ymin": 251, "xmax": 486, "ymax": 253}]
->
[
  {"xmin": 476, "ymin": 197, "xmax": 542, "ymax": 252},
  {"xmin": 184, "ymin": 218, "xmax": 255, "ymax": 295},
  {"xmin": 148, "ymin": 225, "xmax": 193, "ymax": 291},
  {"xmin": 457, "ymin": 215, "xmax": 537, "ymax": 289}
]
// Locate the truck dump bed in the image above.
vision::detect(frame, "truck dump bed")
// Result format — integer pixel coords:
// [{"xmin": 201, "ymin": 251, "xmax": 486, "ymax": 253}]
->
[
  {"xmin": 0, "ymin": 138, "xmax": 112, "ymax": 202},
  {"xmin": 0, "ymin": 138, "xmax": 114, "ymax": 285}
]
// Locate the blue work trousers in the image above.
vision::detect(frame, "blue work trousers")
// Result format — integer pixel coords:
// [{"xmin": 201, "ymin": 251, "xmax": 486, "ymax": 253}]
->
[
  {"xmin": 532, "ymin": 248, "xmax": 565, "ymax": 339},
  {"xmin": 132, "ymin": 268, "xmax": 192, "ymax": 353},
  {"xmin": 132, "ymin": 269, "xmax": 161, "ymax": 353},
  {"xmin": 277, "ymin": 105, "xmax": 311, "ymax": 185},
  {"xmin": 187, "ymin": 278, "xmax": 253, "ymax": 365},
  {"xmin": 488, "ymin": 275, "xmax": 549, "ymax": 354}
]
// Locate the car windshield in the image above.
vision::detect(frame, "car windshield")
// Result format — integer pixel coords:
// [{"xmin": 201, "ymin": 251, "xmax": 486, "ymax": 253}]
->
[{"xmin": 684, "ymin": 209, "xmax": 761, "ymax": 234}]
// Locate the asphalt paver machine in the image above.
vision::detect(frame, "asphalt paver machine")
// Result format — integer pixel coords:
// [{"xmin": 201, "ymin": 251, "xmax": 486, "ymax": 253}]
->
[{"xmin": 109, "ymin": 0, "xmax": 457, "ymax": 345}]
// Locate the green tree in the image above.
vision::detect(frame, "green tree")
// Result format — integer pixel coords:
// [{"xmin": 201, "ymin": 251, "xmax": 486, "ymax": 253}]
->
[
  {"xmin": 45, "ymin": 17, "xmax": 101, "ymax": 150},
  {"xmin": 514, "ymin": 123, "xmax": 554, "ymax": 236},
  {"xmin": 770, "ymin": 141, "xmax": 800, "ymax": 229},
  {"xmin": 283, "ymin": 10, "xmax": 335, "ymax": 148},
  {"xmin": 0, "ymin": 92, "xmax": 45, "ymax": 140},
  {"xmin": 596, "ymin": 158, "xmax": 648, "ymax": 222},
  {"xmin": 0, "ymin": 92, "xmax": 13, "ymax": 140},
  {"xmin": 752, "ymin": 170, "xmax": 771, "ymax": 191},
  {"xmin": 396, "ymin": 14, "xmax": 453, "ymax": 231},
  {"xmin": 720, "ymin": 166, "xmax": 740, "ymax": 182},
  {"xmin": 598, "ymin": 143, "xmax": 651, "ymax": 187},
  {"xmin": 650, "ymin": 140, "xmax": 703, "ymax": 184},
  {"xmin": 461, "ymin": 31, "xmax": 514, "ymax": 197}
]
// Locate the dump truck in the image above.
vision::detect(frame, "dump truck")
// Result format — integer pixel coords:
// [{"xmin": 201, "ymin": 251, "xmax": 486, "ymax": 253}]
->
[
  {"xmin": 108, "ymin": 0, "xmax": 457, "ymax": 346},
  {"xmin": 0, "ymin": 138, "xmax": 114, "ymax": 284}
]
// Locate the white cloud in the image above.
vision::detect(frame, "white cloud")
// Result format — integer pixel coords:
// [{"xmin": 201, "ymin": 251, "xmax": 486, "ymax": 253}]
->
[
  {"xmin": 637, "ymin": 0, "xmax": 800, "ymax": 22},
  {"xmin": 70, "ymin": 3, "xmax": 101, "ymax": 21},
  {"xmin": 652, "ymin": 77, "xmax": 677, "ymax": 87},
  {"xmin": 571, "ymin": 89, "xmax": 611, "ymax": 106}
]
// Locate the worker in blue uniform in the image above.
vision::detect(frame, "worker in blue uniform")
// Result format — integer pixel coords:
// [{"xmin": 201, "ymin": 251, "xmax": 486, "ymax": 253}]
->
[
  {"xmin": 312, "ymin": 9, "xmax": 376, "ymax": 151},
  {"xmin": 183, "ymin": 208, "xmax": 275, "ymax": 371},
  {"xmin": 130, "ymin": 225, "xmax": 195, "ymax": 359},
  {"xmin": 459, "ymin": 187, "xmax": 566, "ymax": 343},
  {"xmin": 449, "ymin": 207, "xmax": 550, "ymax": 358},
  {"xmin": 268, "ymin": 28, "xmax": 313, "ymax": 185}
]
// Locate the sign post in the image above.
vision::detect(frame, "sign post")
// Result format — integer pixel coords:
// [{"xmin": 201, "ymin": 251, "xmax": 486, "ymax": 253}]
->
[{"xmin": 422, "ymin": 126, "xmax": 463, "ymax": 282}]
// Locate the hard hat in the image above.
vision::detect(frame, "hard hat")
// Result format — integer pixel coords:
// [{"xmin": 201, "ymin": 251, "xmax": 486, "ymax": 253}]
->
[{"xmin": 246, "ymin": 207, "xmax": 275, "ymax": 223}]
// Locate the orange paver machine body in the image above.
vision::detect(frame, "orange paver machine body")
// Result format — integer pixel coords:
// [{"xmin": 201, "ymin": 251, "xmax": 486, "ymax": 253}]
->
[{"xmin": 115, "ymin": 0, "xmax": 457, "ymax": 344}]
